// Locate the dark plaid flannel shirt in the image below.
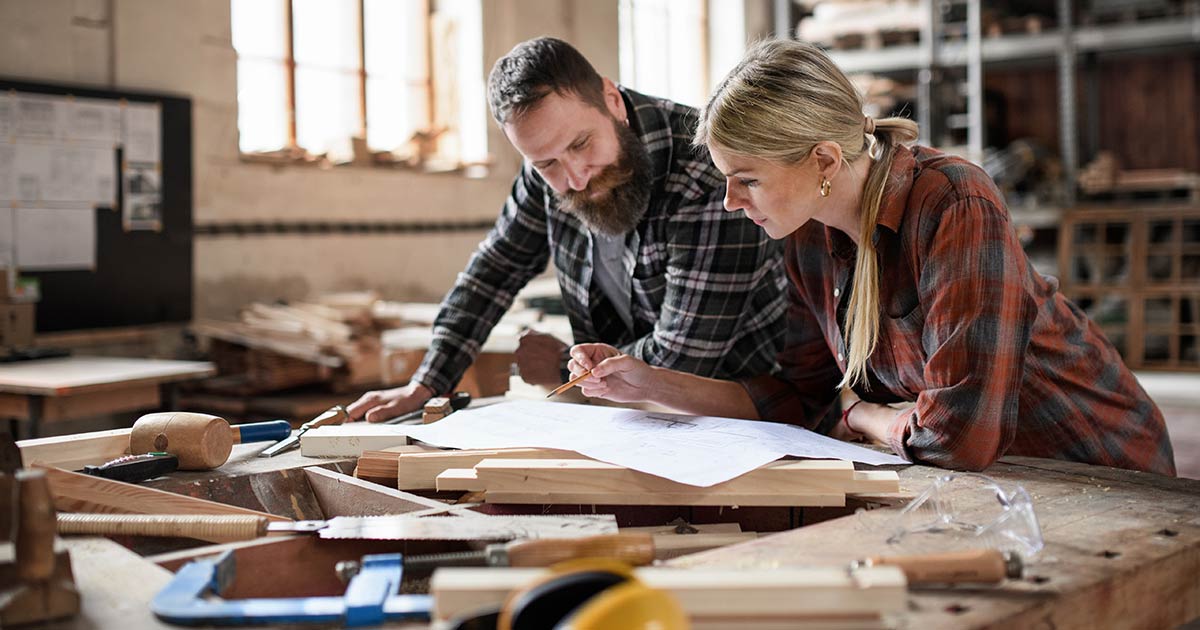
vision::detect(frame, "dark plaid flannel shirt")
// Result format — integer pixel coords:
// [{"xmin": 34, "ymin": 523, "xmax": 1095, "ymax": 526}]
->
[
  {"xmin": 412, "ymin": 87, "xmax": 787, "ymax": 395},
  {"xmin": 742, "ymin": 146, "xmax": 1175, "ymax": 475}
]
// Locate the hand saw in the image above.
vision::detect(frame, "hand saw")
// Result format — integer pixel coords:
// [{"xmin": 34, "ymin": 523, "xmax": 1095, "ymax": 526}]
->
[{"xmin": 56, "ymin": 513, "xmax": 617, "ymax": 542}]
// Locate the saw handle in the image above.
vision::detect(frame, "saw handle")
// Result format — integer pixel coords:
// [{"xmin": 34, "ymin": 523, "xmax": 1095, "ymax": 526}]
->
[
  {"xmin": 57, "ymin": 513, "xmax": 269, "ymax": 542},
  {"xmin": 862, "ymin": 549, "xmax": 1021, "ymax": 585},
  {"xmin": 505, "ymin": 533, "xmax": 656, "ymax": 567}
]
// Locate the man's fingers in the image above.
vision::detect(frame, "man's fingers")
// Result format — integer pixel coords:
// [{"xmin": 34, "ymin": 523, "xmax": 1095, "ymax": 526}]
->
[
  {"xmin": 364, "ymin": 399, "xmax": 409, "ymax": 423},
  {"xmin": 346, "ymin": 392, "xmax": 383, "ymax": 421}
]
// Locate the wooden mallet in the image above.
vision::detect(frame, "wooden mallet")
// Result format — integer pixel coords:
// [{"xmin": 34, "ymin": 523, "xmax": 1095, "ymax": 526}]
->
[{"xmin": 129, "ymin": 412, "xmax": 292, "ymax": 470}]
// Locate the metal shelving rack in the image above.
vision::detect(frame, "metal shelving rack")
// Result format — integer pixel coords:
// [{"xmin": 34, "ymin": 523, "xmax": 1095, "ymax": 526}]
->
[{"xmin": 813, "ymin": 2, "xmax": 1200, "ymax": 209}]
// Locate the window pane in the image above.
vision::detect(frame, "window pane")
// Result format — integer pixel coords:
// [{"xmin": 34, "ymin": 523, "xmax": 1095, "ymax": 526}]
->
[
  {"xmin": 364, "ymin": 0, "xmax": 430, "ymax": 152},
  {"xmin": 707, "ymin": 0, "xmax": 744, "ymax": 92},
  {"xmin": 236, "ymin": 58, "xmax": 289, "ymax": 152},
  {"xmin": 437, "ymin": 0, "xmax": 486, "ymax": 164},
  {"xmin": 620, "ymin": 0, "xmax": 709, "ymax": 107},
  {"xmin": 231, "ymin": 0, "xmax": 287, "ymax": 60},
  {"xmin": 293, "ymin": 0, "xmax": 359, "ymax": 70},
  {"xmin": 295, "ymin": 67, "xmax": 359, "ymax": 158},
  {"xmin": 364, "ymin": 0, "xmax": 426, "ymax": 77},
  {"xmin": 367, "ymin": 76, "xmax": 425, "ymax": 152}
]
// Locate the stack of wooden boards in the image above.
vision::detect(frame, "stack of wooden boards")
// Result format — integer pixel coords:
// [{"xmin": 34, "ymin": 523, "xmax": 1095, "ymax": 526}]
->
[
  {"xmin": 355, "ymin": 446, "xmax": 900, "ymax": 507},
  {"xmin": 1079, "ymin": 151, "xmax": 1200, "ymax": 198}
]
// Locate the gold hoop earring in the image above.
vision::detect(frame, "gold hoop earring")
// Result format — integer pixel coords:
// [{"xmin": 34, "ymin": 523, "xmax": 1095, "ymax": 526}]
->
[{"xmin": 819, "ymin": 178, "xmax": 832, "ymax": 197}]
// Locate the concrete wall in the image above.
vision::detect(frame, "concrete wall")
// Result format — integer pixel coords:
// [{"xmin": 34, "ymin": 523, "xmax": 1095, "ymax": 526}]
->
[{"xmin": 0, "ymin": 0, "xmax": 619, "ymax": 320}]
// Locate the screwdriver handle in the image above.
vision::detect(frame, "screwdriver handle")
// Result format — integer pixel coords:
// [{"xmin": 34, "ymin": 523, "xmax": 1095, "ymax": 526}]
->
[
  {"xmin": 862, "ymin": 549, "xmax": 1021, "ymax": 585},
  {"xmin": 505, "ymin": 533, "xmax": 656, "ymax": 567}
]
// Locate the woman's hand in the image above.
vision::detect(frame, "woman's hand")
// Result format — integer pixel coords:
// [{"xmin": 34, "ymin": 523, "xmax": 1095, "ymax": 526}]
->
[{"xmin": 568, "ymin": 343, "xmax": 657, "ymax": 403}]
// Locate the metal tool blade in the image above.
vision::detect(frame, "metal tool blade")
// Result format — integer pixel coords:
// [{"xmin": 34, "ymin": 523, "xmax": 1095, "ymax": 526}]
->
[
  {"xmin": 309, "ymin": 514, "xmax": 618, "ymax": 541},
  {"xmin": 259, "ymin": 434, "xmax": 300, "ymax": 458}
]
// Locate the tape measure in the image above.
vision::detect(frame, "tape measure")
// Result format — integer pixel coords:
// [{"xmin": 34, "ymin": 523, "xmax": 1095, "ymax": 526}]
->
[{"xmin": 448, "ymin": 559, "xmax": 688, "ymax": 630}]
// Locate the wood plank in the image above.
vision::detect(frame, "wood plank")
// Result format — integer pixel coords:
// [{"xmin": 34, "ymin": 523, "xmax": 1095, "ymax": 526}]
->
[
  {"xmin": 36, "ymin": 465, "xmax": 290, "ymax": 544},
  {"xmin": 0, "ymin": 392, "xmax": 29, "ymax": 420},
  {"xmin": 303, "ymin": 467, "xmax": 477, "ymax": 518},
  {"xmin": 430, "ymin": 565, "xmax": 907, "ymax": 622},
  {"xmin": 18, "ymin": 428, "xmax": 131, "ymax": 470},
  {"xmin": 458, "ymin": 459, "xmax": 894, "ymax": 503},
  {"xmin": 399, "ymin": 448, "xmax": 585, "ymax": 490},
  {"xmin": 299, "ymin": 424, "xmax": 412, "ymax": 456},
  {"xmin": 353, "ymin": 444, "xmax": 446, "ymax": 485},
  {"xmin": 650, "ymin": 532, "xmax": 760, "ymax": 559},
  {"xmin": 480, "ymin": 489, "xmax": 847, "ymax": 507}
]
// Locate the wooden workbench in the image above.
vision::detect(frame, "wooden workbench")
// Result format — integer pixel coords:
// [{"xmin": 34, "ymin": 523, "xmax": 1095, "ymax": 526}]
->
[
  {"xmin": 672, "ymin": 457, "xmax": 1200, "ymax": 629},
  {"xmin": 0, "ymin": 356, "xmax": 215, "ymax": 438},
  {"xmin": 22, "ymin": 447, "xmax": 1200, "ymax": 629}
]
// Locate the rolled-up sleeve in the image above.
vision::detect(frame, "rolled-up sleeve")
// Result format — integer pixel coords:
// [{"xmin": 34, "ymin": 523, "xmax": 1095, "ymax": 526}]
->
[{"xmin": 887, "ymin": 196, "xmax": 1036, "ymax": 470}]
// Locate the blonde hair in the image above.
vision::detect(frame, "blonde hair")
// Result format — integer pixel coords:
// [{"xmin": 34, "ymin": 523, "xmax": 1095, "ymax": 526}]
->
[{"xmin": 695, "ymin": 39, "xmax": 919, "ymax": 389}]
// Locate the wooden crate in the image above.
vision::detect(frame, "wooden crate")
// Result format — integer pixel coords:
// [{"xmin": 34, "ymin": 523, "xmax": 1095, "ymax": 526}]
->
[{"xmin": 1059, "ymin": 204, "xmax": 1200, "ymax": 370}]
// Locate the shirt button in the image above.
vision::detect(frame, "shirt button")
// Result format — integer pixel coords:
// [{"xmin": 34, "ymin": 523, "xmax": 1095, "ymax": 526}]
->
[
  {"xmin": 833, "ymin": 287, "xmax": 840, "ymax": 298},
  {"xmin": 837, "ymin": 352, "xmax": 844, "ymax": 362}
]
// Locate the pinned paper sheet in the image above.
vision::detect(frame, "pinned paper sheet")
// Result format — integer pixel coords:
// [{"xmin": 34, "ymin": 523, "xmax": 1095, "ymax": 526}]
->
[
  {"xmin": 14, "ymin": 207, "xmax": 96, "ymax": 271},
  {"xmin": 379, "ymin": 400, "xmax": 907, "ymax": 487}
]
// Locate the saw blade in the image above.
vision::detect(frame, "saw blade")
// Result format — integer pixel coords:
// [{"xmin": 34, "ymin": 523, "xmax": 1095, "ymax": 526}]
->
[{"xmin": 316, "ymin": 514, "xmax": 618, "ymax": 541}]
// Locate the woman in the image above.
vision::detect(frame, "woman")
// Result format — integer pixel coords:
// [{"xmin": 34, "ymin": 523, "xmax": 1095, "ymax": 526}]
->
[{"xmin": 567, "ymin": 39, "xmax": 1174, "ymax": 475}]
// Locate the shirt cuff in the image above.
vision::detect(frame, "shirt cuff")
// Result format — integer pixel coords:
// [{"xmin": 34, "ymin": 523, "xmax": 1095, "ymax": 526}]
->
[{"xmin": 886, "ymin": 406, "xmax": 916, "ymax": 463}]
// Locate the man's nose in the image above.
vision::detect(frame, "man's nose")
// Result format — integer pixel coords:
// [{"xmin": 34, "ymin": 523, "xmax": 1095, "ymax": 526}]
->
[{"xmin": 562, "ymin": 161, "xmax": 590, "ymax": 191}]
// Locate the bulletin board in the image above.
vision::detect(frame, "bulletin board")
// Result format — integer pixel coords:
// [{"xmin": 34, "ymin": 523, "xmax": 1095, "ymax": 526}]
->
[{"xmin": 0, "ymin": 78, "xmax": 192, "ymax": 333}]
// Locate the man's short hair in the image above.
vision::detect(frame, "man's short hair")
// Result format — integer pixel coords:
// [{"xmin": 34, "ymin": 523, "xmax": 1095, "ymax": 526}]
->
[{"xmin": 487, "ymin": 37, "xmax": 607, "ymax": 125}]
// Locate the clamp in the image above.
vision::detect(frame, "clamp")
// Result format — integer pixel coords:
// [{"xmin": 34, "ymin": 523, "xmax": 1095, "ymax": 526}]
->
[{"xmin": 151, "ymin": 551, "xmax": 431, "ymax": 627}]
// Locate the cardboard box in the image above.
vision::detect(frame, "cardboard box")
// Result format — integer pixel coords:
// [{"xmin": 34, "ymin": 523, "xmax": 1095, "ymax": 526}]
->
[{"xmin": 0, "ymin": 302, "xmax": 35, "ymax": 348}]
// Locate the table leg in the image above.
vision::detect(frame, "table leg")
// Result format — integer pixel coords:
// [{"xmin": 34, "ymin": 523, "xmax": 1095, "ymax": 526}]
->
[
  {"xmin": 24, "ymin": 395, "xmax": 44, "ymax": 439},
  {"xmin": 162, "ymin": 383, "xmax": 179, "ymax": 411}
]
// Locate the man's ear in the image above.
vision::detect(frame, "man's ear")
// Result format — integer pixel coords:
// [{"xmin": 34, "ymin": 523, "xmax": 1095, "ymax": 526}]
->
[
  {"xmin": 811, "ymin": 141, "xmax": 844, "ymax": 180},
  {"xmin": 601, "ymin": 77, "xmax": 627, "ymax": 121}
]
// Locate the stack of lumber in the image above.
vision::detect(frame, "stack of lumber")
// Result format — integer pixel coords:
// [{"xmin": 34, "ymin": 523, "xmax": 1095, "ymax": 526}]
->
[
  {"xmin": 438, "ymin": 458, "xmax": 898, "ymax": 507},
  {"xmin": 1079, "ymin": 152, "xmax": 1200, "ymax": 196},
  {"xmin": 355, "ymin": 446, "xmax": 586, "ymax": 489},
  {"xmin": 191, "ymin": 292, "xmax": 402, "ymax": 394},
  {"xmin": 354, "ymin": 447, "xmax": 901, "ymax": 507}
]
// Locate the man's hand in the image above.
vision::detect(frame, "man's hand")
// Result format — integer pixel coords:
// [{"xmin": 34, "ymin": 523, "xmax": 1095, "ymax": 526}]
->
[
  {"xmin": 515, "ymin": 329, "xmax": 569, "ymax": 387},
  {"xmin": 568, "ymin": 343, "xmax": 656, "ymax": 403},
  {"xmin": 347, "ymin": 382, "xmax": 434, "ymax": 423}
]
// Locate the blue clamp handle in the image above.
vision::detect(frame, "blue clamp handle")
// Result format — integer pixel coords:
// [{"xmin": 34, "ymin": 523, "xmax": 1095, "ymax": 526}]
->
[
  {"xmin": 233, "ymin": 420, "xmax": 293, "ymax": 445},
  {"xmin": 151, "ymin": 551, "xmax": 431, "ymax": 626}
]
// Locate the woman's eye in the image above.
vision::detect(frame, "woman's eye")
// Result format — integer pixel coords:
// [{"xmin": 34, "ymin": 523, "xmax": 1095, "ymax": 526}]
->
[{"xmin": 739, "ymin": 178, "xmax": 758, "ymax": 188}]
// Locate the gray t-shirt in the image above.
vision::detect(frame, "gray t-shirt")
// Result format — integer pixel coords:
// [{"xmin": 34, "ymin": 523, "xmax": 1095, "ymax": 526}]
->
[{"xmin": 591, "ymin": 231, "xmax": 633, "ymax": 331}]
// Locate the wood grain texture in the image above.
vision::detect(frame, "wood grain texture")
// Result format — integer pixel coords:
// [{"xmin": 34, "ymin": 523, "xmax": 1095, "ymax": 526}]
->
[
  {"xmin": 431, "ymin": 565, "xmax": 907, "ymax": 622},
  {"xmin": 18, "ymin": 429, "xmax": 132, "ymax": 470},
  {"xmin": 671, "ymin": 457, "xmax": 1200, "ymax": 630},
  {"xmin": 37, "ymin": 465, "xmax": 290, "ymax": 544},
  {"xmin": 304, "ymin": 467, "xmax": 476, "ymax": 518},
  {"xmin": 0, "ymin": 357, "xmax": 214, "ymax": 396},
  {"xmin": 441, "ymin": 459, "xmax": 899, "ymax": 506}
]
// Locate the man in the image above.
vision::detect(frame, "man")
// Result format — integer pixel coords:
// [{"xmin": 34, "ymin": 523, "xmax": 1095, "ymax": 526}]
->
[{"xmin": 349, "ymin": 37, "xmax": 785, "ymax": 422}]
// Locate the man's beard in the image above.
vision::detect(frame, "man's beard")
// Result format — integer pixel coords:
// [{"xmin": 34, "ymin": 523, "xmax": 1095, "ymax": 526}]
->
[{"xmin": 555, "ymin": 118, "xmax": 653, "ymax": 236}]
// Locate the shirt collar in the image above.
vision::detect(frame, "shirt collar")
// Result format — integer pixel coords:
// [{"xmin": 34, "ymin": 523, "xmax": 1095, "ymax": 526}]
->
[
  {"xmin": 619, "ymin": 86, "xmax": 671, "ymax": 185},
  {"xmin": 824, "ymin": 145, "xmax": 917, "ymax": 260}
]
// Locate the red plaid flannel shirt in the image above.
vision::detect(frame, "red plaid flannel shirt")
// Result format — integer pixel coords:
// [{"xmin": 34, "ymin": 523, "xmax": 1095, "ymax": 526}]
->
[{"xmin": 740, "ymin": 146, "xmax": 1175, "ymax": 475}]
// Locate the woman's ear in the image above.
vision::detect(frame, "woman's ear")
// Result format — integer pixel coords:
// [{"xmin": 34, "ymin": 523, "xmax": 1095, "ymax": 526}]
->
[{"xmin": 811, "ymin": 141, "xmax": 844, "ymax": 180}]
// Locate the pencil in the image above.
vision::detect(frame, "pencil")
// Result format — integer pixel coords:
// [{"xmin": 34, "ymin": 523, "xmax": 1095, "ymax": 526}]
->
[{"xmin": 545, "ymin": 369, "xmax": 594, "ymax": 398}]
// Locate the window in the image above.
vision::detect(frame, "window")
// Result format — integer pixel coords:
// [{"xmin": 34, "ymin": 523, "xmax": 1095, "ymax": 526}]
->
[
  {"xmin": 618, "ymin": 0, "xmax": 746, "ymax": 109},
  {"xmin": 230, "ymin": 0, "xmax": 486, "ymax": 167}
]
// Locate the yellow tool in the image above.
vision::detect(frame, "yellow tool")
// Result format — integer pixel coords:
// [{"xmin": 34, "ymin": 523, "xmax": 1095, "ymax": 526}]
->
[{"xmin": 447, "ymin": 559, "xmax": 688, "ymax": 630}]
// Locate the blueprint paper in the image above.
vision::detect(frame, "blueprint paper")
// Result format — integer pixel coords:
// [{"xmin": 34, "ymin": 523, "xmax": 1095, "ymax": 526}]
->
[{"xmin": 392, "ymin": 400, "xmax": 906, "ymax": 487}]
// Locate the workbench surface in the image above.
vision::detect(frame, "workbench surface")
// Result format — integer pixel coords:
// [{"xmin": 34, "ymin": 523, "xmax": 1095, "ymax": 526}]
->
[
  {"xmin": 672, "ymin": 456, "xmax": 1200, "ymax": 629},
  {"xmin": 30, "ymin": 452, "xmax": 1200, "ymax": 629}
]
